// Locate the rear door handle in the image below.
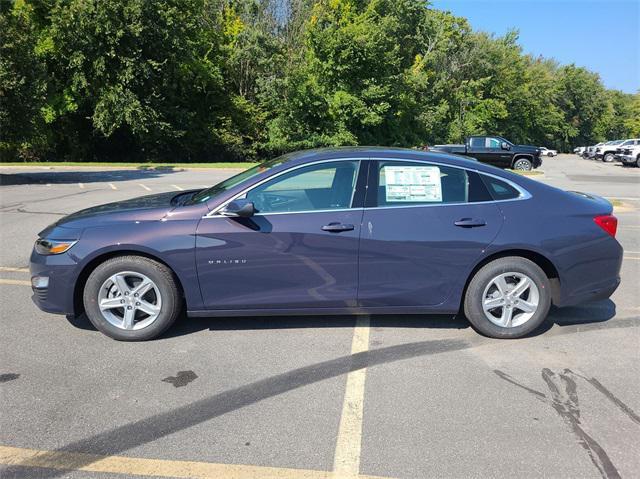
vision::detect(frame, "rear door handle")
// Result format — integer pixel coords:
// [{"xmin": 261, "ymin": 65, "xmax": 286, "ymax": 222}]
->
[
  {"xmin": 322, "ymin": 222, "xmax": 355, "ymax": 232},
  {"xmin": 454, "ymin": 218, "xmax": 486, "ymax": 228}
]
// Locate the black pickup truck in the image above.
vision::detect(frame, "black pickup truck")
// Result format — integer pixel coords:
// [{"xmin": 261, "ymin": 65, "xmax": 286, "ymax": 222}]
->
[{"xmin": 433, "ymin": 136, "xmax": 542, "ymax": 170}]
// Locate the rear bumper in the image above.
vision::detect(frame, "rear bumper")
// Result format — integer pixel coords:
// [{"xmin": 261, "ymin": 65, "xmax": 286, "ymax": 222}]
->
[
  {"xmin": 555, "ymin": 276, "xmax": 620, "ymax": 307},
  {"xmin": 555, "ymin": 238, "xmax": 623, "ymax": 308}
]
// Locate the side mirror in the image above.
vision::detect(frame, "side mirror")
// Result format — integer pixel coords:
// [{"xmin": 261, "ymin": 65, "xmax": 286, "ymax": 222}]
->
[
  {"xmin": 501, "ymin": 142, "xmax": 510, "ymax": 150},
  {"xmin": 220, "ymin": 199, "xmax": 255, "ymax": 217}
]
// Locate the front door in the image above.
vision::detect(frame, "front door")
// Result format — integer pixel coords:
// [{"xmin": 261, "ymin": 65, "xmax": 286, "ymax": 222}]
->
[
  {"xmin": 195, "ymin": 160, "xmax": 364, "ymax": 310},
  {"xmin": 358, "ymin": 159, "xmax": 503, "ymax": 307}
]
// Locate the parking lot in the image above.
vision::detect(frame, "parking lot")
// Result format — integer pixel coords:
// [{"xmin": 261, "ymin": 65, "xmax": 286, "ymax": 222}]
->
[{"xmin": 0, "ymin": 154, "xmax": 639, "ymax": 479}]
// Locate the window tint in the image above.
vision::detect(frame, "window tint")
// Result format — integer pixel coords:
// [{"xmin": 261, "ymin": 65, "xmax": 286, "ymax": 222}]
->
[
  {"xmin": 469, "ymin": 137, "xmax": 484, "ymax": 148},
  {"xmin": 246, "ymin": 161, "xmax": 359, "ymax": 214},
  {"xmin": 486, "ymin": 137, "xmax": 501, "ymax": 148},
  {"xmin": 480, "ymin": 175, "xmax": 522, "ymax": 200},
  {"xmin": 376, "ymin": 161, "xmax": 471, "ymax": 206}
]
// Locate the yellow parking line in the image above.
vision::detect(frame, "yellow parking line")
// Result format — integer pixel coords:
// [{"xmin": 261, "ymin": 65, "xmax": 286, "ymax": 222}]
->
[
  {"xmin": 0, "ymin": 279, "xmax": 31, "ymax": 286},
  {"xmin": 139, "ymin": 183, "xmax": 152, "ymax": 191},
  {"xmin": 333, "ymin": 316, "xmax": 371, "ymax": 476},
  {"xmin": 0, "ymin": 445, "xmax": 389, "ymax": 479},
  {"xmin": 172, "ymin": 184, "xmax": 185, "ymax": 191},
  {"xmin": 0, "ymin": 267, "xmax": 29, "ymax": 273},
  {"xmin": 109, "ymin": 183, "xmax": 118, "ymax": 190}
]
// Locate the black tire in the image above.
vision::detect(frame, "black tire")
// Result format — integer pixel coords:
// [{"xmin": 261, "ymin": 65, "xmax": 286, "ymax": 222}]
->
[
  {"xmin": 604, "ymin": 153, "xmax": 615, "ymax": 163},
  {"xmin": 636, "ymin": 155, "xmax": 640, "ymax": 168},
  {"xmin": 83, "ymin": 255, "xmax": 182, "ymax": 341},
  {"xmin": 512, "ymin": 157, "xmax": 533, "ymax": 171},
  {"xmin": 463, "ymin": 257, "xmax": 551, "ymax": 339}
]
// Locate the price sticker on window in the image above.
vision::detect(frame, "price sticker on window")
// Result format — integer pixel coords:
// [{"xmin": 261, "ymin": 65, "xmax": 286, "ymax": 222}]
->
[{"xmin": 384, "ymin": 165, "xmax": 442, "ymax": 202}]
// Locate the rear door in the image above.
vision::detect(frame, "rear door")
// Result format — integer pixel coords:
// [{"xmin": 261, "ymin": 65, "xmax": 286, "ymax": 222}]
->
[{"xmin": 358, "ymin": 159, "xmax": 504, "ymax": 307}]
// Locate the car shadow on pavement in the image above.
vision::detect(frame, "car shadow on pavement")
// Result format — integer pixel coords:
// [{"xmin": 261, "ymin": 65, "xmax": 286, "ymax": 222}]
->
[
  {"xmin": 0, "ymin": 168, "xmax": 181, "ymax": 186},
  {"xmin": 65, "ymin": 300, "xmax": 618, "ymax": 339}
]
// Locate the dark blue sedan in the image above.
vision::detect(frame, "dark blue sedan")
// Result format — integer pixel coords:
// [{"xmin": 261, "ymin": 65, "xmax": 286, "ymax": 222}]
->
[{"xmin": 30, "ymin": 148, "xmax": 623, "ymax": 340}]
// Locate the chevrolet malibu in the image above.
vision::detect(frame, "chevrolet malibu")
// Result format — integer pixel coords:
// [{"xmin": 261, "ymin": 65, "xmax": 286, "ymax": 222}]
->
[{"xmin": 30, "ymin": 148, "xmax": 622, "ymax": 341}]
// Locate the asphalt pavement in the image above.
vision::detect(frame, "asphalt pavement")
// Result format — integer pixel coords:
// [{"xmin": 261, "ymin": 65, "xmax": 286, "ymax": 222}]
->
[{"xmin": 0, "ymin": 154, "xmax": 639, "ymax": 479}]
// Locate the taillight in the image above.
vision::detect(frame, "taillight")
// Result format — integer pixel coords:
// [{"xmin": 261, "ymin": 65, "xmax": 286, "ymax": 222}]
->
[{"xmin": 594, "ymin": 215, "xmax": 618, "ymax": 237}]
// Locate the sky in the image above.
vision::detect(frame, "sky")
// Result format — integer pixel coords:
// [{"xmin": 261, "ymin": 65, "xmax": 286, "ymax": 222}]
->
[{"xmin": 432, "ymin": 0, "xmax": 639, "ymax": 93}]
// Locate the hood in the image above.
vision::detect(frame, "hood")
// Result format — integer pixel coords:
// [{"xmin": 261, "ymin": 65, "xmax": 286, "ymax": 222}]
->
[
  {"xmin": 46, "ymin": 191, "xmax": 188, "ymax": 232},
  {"xmin": 515, "ymin": 145, "xmax": 540, "ymax": 154}
]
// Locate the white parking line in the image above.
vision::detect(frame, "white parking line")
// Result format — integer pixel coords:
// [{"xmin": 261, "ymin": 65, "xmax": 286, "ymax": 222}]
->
[
  {"xmin": 78, "ymin": 183, "xmax": 84, "ymax": 189},
  {"xmin": 333, "ymin": 315, "xmax": 370, "ymax": 477},
  {"xmin": 138, "ymin": 183, "xmax": 152, "ymax": 191},
  {"xmin": 172, "ymin": 185, "xmax": 184, "ymax": 191},
  {"xmin": 109, "ymin": 183, "xmax": 117, "ymax": 190}
]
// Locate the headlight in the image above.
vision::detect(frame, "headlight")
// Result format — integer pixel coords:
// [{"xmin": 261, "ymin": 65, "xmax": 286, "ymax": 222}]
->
[{"xmin": 34, "ymin": 238, "xmax": 77, "ymax": 255}]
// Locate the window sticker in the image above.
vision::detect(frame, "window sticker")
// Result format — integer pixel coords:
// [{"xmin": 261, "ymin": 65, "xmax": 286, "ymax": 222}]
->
[{"xmin": 384, "ymin": 165, "xmax": 442, "ymax": 202}]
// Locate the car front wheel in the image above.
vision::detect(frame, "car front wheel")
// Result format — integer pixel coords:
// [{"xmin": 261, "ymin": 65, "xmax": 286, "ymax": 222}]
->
[
  {"xmin": 513, "ymin": 158, "xmax": 533, "ymax": 171},
  {"xmin": 604, "ymin": 153, "xmax": 615, "ymax": 162},
  {"xmin": 83, "ymin": 255, "xmax": 182, "ymax": 341},
  {"xmin": 464, "ymin": 257, "xmax": 551, "ymax": 339}
]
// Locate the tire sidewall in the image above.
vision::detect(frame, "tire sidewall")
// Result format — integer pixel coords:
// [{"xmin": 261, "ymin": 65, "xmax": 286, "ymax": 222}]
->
[
  {"xmin": 83, "ymin": 256, "xmax": 180, "ymax": 341},
  {"xmin": 464, "ymin": 257, "xmax": 551, "ymax": 339}
]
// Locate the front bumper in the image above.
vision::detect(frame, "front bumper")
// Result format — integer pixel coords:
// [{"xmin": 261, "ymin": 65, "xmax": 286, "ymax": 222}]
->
[
  {"xmin": 620, "ymin": 155, "xmax": 637, "ymax": 164},
  {"xmin": 30, "ymin": 249, "xmax": 80, "ymax": 315}
]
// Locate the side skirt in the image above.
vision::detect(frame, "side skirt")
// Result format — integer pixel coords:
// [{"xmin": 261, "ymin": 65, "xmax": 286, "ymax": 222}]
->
[{"xmin": 187, "ymin": 305, "xmax": 458, "ymax": 318}]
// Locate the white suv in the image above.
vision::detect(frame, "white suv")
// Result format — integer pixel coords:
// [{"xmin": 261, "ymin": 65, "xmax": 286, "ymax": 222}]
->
[{"xmin": 619, "ymin": 144, "xmax": 640, "ymax": 167}]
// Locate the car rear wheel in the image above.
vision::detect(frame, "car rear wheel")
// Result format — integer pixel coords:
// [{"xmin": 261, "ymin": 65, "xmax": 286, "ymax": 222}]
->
[
  {"xmin": 513, "ymin": 158, "xmax": 533, "ymax": 171},
  {"xmin": 83, "ymin": 255, "xmax": 182, "ymax": 341},
  {"xmin": 464, "ymin": 257, "xmax": 551, "ymax": 339},
  {"xmin": 604, "ymin": 153, "xmax": 615, "ymax": 163}
]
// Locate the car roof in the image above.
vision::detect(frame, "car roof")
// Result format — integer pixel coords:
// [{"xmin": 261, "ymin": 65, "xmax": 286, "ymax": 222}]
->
[{"xmin": 274, "ymin": 146, "xmax": 490, "ymax": 172}]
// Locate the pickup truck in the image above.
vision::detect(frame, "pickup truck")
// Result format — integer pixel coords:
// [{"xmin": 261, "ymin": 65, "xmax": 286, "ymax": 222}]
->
[{"xmin": 433, "ymin": 136, "xmax": 542, "ymax": 170}]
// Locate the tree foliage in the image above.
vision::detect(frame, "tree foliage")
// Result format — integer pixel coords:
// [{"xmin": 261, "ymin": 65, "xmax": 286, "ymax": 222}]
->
[{"xmin": 1, "ymin": 0, "xmax": 637, "ymax": 162}]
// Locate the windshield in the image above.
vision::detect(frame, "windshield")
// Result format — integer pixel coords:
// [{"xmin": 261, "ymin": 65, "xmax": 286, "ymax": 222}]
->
[{"xmin": 188, "ymin": 157, "xmax": 287, "ymax": 205}]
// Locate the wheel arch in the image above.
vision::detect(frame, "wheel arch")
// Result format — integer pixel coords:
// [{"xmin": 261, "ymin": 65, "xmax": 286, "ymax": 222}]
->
[
  {"xmin": 460, "ymin": 249, "xmax": 561, "ymax": 311},
  {"xmin": 73, "ymin": 249, "xmax": 186, "ymax": 317}
]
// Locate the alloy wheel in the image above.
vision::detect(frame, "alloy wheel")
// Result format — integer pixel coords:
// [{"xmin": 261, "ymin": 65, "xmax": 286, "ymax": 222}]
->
[
  {"xmin": 482, "ymin": 272, "xmax": 540, "ymax": 328},
  {"xmin": 513, "ymin": 159, "xmax": 532, "ymax": 171},
  {"xmin": 97, "ymin": 271, "xmax": 162, "ymax": 330}
]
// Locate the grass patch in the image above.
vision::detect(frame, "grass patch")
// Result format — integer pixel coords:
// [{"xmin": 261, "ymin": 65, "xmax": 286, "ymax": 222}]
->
[
  {"xmin": 0, "ymin": 161, "xmax": 258, "ymax": 169},
  {"xmin": 509, "ymin": 169, "xmax": 544, "ymax": 176}
]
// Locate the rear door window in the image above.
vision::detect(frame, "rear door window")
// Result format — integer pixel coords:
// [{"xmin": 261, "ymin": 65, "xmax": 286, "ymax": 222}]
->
[{"xmin": 372, "ymin": 161, "xmax": 492, "ymax": 206}]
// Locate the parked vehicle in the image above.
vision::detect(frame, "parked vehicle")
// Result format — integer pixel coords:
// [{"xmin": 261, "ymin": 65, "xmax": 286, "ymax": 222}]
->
[
  {"xmin": 574, "ymin": 147, "xmax": 586, "ymax": 155},
  {"xmin": 30, "ymin": 148, "xmax": 622, "ymax": 341},
  {"xmin": 433, "ymin": 136, "xmax": 542, "ymax": 170},
  {"xmin": 618, "ymin": 144, "xmax": 640, "ymax": 167},
  {"xmin": 585, "ymin": 143, "xmax": 604, "ymax": 159},
  {"xmin": 595, "ymin": 140, "xmax": 623, "ymax": 162},
  {"xmin": 539, "ymin": 147, "xmax": 557, "ymax": 157},
  {"xmin": 615, "ymin": 139, "xmax": 640, "ymax": 161}
]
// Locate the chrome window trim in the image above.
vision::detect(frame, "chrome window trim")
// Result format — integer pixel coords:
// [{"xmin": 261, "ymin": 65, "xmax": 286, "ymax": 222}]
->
[
  {"xmin": 203, "ymin": 158, "xmax": 366, "ymax": 218},
  {"xmin": 201, "ymin": 156, "xmax": 532, "ymax": 219}
]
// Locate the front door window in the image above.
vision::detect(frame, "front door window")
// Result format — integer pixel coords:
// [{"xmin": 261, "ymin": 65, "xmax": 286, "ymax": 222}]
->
[{"xmin": 246, "ymin": 161, "xmax": 359, "ymax": 214}]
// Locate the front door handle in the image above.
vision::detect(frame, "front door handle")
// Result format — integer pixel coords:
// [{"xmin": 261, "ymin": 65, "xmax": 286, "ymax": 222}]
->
[
  {"xmin": 322, "ymin": 222, "xmax": 355, "ymax": 232},
  {"xmin": 454, "ymin": 218, "xmax": 486, "ymax": 228}
]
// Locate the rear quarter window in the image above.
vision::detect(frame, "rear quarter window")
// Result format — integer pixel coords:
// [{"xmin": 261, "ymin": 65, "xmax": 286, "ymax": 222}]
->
[{"xmin": 480, "ymin": 175, "xmax": 522, "ymax": 201}]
